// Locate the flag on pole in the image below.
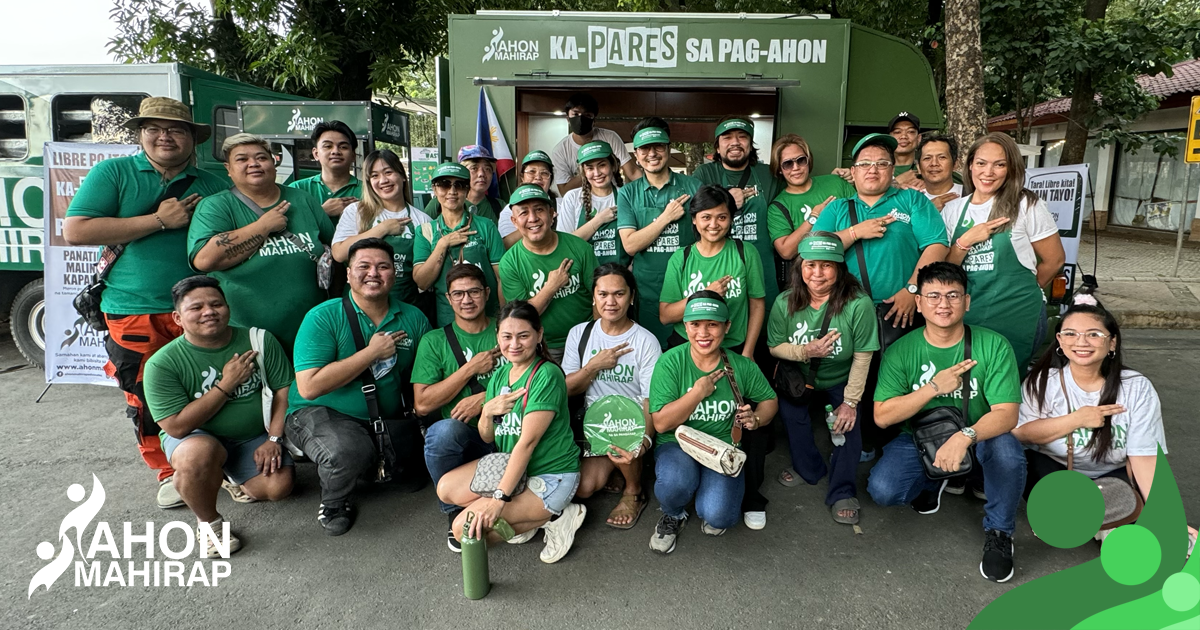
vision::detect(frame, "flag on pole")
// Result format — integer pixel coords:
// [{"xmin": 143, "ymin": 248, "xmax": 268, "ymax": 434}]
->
[{"xmin": 477, "ymin": 87, "xmax": 515, "ymax": 198}]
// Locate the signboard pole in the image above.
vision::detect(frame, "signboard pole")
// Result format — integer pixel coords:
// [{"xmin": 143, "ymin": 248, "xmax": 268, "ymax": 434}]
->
[
  {"xmin": 1174, "ymin": 163, "xmax": 1196, "ymax": 277},
  {"xmin": 1181, "ymin": 96, "xmax": 1200, "ymax": 276}
]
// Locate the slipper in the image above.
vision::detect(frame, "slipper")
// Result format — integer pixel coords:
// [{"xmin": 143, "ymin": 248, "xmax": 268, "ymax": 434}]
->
[
  {"xmin": 602, "ymin": 468, "xmax": 626, "ymax": 494},
  {"xmin": 832, "ymin": 497, "xmax": 860, "ymax": 525},
  {"xmin": 606, "ymin": 493, "xmax": 648, "ymax": 530},
  {"xmin": 778, "ymin": 468, "xmax": 802, "ymax": 488}
]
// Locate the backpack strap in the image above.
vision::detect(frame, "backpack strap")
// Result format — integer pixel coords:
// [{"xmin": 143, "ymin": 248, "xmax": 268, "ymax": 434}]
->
[
  {"xmin": 577, "ymin": 319, "xmax": 597, "ymax": 369},
  {"xmin": 444, "ymin": 323, "xmax": 485, "ymax": 395},
  {"xmin": 962, "ymin": 325, "xmax": 973, "ymax": 423},
  {"xmin": 771, "ymin": 200, "xmax": 792, "ymax": 228},
  {"xmin": 341, "ymin": 296, "xmax": 382, "ymax": 422}
]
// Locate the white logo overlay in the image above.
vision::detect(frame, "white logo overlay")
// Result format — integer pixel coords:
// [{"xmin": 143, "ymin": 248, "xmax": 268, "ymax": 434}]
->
[
  {"xmin": 286, "ymin": 109, "xmax": 324, "ymax": 134},
  {"xmin": 28, "ymin": 475, "xmax": 232, "ymax": 598},
  {"xmin": 482, "ymin": 27, "xmax": 540, "ymax": 63}
]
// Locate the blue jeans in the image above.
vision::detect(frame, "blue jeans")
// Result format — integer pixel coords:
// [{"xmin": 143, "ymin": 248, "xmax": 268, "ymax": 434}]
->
[
  {"xmin": 866, "ymin": 431, "xmax": 1027, "ymax": 534},
  {"xmin": 423, "ymin": 418, "xmax": 494, "ymax": 514},
  {"xmin": 779, "ymin": 383, "xmax": 861, "ymax": 506},
  {"xmin": 654, "ymin": 442, "xmax": 745, "ymax": 530}
]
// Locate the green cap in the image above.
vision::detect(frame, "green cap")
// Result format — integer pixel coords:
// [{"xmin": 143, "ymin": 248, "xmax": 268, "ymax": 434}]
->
[
  {"xmin": 633, "ymin": 127, "xmax": 670, "ymax": 148},
  {"xmin": 715, "ymin": 118, "xmax": 754, "ymax": 138},
  {"xmin": 682, "ymin": 297, "xmax": 730, "ymax": 323},
  {"xmin": 508, "ymin": 183, "xmax": 552, "ymax": 206},
  {"xmin": 798, "ymin": 234, "xmax": 845, "ymax": 263},
  {"xmin": 522, "ymin": 150, "xmax": 552, "ymax": 167},
  {"xmin": 577, "ymin": 141, "xmax": 613, "ymax": 164},
  {"xmin": 851, "ymin": 133, "xmax": 899, "ymax": 160},
  {"xmin": 431, "ymin": 162, "xmax": 469, "ymax": 181}
]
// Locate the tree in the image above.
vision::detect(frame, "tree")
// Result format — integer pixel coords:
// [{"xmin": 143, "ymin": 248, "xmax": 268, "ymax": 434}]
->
[{"xmin": 943, "ymin": 0, "xmax": 986, "ymax": 159}]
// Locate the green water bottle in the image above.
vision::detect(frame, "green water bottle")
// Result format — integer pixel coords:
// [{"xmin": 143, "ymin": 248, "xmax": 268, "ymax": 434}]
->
[{"xmin": 461, "ymin": 512, "xmax": 490, "ymax": 600}]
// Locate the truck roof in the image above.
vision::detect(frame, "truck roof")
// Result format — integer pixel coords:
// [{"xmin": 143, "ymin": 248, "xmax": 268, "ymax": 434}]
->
[{"xmin": 0, "ymin": 63, "xmax": 234, "ymax": 84}]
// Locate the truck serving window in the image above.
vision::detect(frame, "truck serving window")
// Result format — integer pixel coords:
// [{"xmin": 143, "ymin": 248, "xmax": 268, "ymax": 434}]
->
[
  {"xmin": 0, "ymin": 95, "xmax": 27, "ymax": 159},
  {"xmin": 212, "ymin": 106, "xmax": 239, "ymax": 160},
  {"xmin": 52, "ymin": 94, "xmax": 146, "ymax": 144}
]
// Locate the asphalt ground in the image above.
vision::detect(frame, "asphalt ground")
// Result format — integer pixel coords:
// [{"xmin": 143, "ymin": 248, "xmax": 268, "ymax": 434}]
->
[{"xmin": 3, "ymin": 330, "xmax": 1198, "ymax": 630}]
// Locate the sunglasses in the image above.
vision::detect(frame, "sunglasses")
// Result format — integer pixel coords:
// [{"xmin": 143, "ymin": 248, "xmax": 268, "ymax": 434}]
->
[
  {"xmin": 780, "ymin": 156, "xmax": 809, "ymax": 171},
  {"xmin": 433, "ymin": 179, "xmax": 470, "ymax": 191}
]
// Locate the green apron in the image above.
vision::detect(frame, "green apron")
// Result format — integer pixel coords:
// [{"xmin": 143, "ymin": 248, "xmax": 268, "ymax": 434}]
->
[
  {"xmin": 952, "ymin": 200, "xmax": 1044, "ymax": 369},
  {"xmin": 386, "ymin": 219, "xmax": 419, "ymax": 305},
  {"xmin": 575, "ymin": 201, "xmax": 629, "ymax": 267}
]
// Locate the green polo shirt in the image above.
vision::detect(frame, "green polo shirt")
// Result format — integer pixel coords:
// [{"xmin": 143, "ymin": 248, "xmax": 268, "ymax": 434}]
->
[
  {"xmin": 693, "ymin": 162, "xmax": 782, "ymax": 308},
  {"xmin": 65, "ymin": 152, "xmax": 227, "ymax": 315},
  {"xmin": 766, "ymin": 291, "xmax": 879, "ymax": 390},
  {"xmin": 187, "ymin": 186, "xmax": 335, "ymax": 349},
  {"xmin": 423, "ymin": 195, "xmax": 502, "ymax": 223},
  {"xmin": 411, "ymin": 319, "xmax": 504, "ymax": 421},
  {"xmin": 649, "ymin": 345, "xmax": 776, "ymax": 447},
  {"xmin": 287, "ymin": 296, "xmax": 431, "ymax": 420},
  {"xmin": 766, "ymin": 175, "xmax": 857, "ymax": 243},
  {"xmin": 289, "ymin": 174, "xmax": 362, "ymax": 204},
  {"xmin": 499, "ymin": 233, "xmax": 598, "ymax": 349},
  {"xmin": 812, "ymin": 187, "xmax": 948, "ymax": 303},
  {"xmin": 413, "ymin": 212, "xmax": 505, "ymax": 327},
  {"xmin": 660, "ymin": 240, "xmax": 765, "ymax": 349}
]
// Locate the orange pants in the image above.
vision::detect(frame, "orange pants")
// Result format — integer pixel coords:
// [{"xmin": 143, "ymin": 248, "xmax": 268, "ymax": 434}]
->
[{"xmin": 103, "ymin": 312, "xmax": 183, "ymax": 481}]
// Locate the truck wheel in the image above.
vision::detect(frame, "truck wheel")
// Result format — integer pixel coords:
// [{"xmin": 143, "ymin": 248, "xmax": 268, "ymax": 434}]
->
[{"xmin": 11, "ymin": 278, "xmax": 45, "ymax": 369}]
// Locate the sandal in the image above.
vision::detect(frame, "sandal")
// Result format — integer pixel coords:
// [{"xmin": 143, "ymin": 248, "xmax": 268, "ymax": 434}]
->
[
  {"xmin": 831, "ymin": 497, "xmax": 860, "ymax": 525},
  {"xmin": 778, "ymin": 468, "xmax": 802, "ymax": 488},
  {"xmin": 606, "ymin": 493, "xmax": 648, "ymax": 530},
  {"xmin": 602, "ymin": 468, "xmax": 626, "ymax": 494}
]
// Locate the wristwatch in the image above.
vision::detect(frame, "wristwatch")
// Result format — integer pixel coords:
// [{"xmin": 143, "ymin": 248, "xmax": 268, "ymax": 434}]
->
[
  {"xmin": 960, "ymin": 427, "xmax": 978, "ymax": 445},
  {"xmin": 806, "ymin": 214, "xmax": 818, "ymax": 225},
  {"xmin": 268, "ymin": 435, "xmax": 283, "ymax": 444},
  {"xmin": 844, "ymin": 401, "xmax": 857, "ymax": 409},
  {"xmin": 906, "ymin": 283, "xmax": 919, "ymax": 294},
  {"xmin": 492, "ymin": 489, "xmax": 512, "ymax": 502}
]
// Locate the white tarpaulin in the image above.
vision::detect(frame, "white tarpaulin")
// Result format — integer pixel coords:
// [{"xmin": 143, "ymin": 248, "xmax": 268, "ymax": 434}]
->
[{"xmin": 1025, "ymin": 164, "xmax": 1089, "ymax": 282}]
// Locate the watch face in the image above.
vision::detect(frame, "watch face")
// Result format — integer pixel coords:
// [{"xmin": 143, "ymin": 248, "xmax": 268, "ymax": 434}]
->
[
  {"xmin": 492, "ymin": 490, "xmax": 504, "ymax": 500},
  {"xmin": 907, "ymin": 284, "xmax": 918, "ymax": 294}
]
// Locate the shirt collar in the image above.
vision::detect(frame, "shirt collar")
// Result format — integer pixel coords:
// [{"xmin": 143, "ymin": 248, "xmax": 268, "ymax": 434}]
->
[
  {"xmin": 348, "ymin": 294, "xmax": 402, "ymax": 327},
  {"xmin": 317, "ymin": 173, "xmax": 360, "ymax": 194},
  {"xmin": 133, "ymin": 151, "xmax": 199, "ymax": 179},
  {"xmin": 853, "ymin": 185, "xmax": 901, "ymax": 210}
]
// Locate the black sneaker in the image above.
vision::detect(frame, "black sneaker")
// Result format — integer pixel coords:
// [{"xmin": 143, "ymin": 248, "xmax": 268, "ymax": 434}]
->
[
  {"xmin": 944, "ymin": 476, "xmax": 966, "ymax": 496},
  {"xmin": 910, "ymin": 479, "xmax": 950, "ymax": 515},
  {"xmin": 980, "ymin": 529, "xmax": 1015, "ymax": 582},
  {"xmin": 971, "ymin": 484, "xmax": 988, "ymax": 501},
  {"xmin": 649, "ymin": 513, "xmax": 687, "ymax": 555},
  {"xmin": 317, "ymin": 502, "xmax": 355, "ymax": 536},
  {"xmin": 447, "ymin": 510, "xmax": 463, "ymax": 553}
]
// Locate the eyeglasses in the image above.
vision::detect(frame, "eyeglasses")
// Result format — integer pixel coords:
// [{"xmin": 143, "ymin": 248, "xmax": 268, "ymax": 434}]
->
[
  {"xmin": 448, "ymin": 288, "xmax": 485, "ymax": 302},
  {"xmin": 1057, "ymin": 331, "xmax": 1111, "ymax": 343},
  {"xmin": 434, "ymin": 180, "xmax": 470, "ymax": 191},
  {"xmin": 921, "ymin": 291, "xmax": 964, "ymax": 304},
  {"xmin": 780, "ymin": 156, "xmax": 809, "ymax": 171},
  {"xmin": 142, "ymin": 126, "xmax": 190, "ymax": 139},
  {"xmin": 852, "ymin": 160, "xmax": 893, "ymax": 171}
]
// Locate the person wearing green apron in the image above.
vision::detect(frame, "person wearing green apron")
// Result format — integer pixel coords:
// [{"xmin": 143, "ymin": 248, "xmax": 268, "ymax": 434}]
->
[
  {"xmin": 617, "ymin": 127, "xmax": 701, "ymax": 349},
  {"xmin": 558, "ymin": 140, "xmax": 629, "ymax": 266}
]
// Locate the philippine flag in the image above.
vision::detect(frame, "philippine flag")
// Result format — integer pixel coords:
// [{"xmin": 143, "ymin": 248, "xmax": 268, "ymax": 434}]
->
[{"xmin": 477, "ymin": 88, "xmax": 515, "ymax": 197}]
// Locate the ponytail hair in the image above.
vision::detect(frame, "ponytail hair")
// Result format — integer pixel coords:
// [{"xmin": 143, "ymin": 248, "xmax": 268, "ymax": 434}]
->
[
  {"xmin": 497, "ymin": 300, "xmax": 557, "ymax": 365},
  {"xmin": 581, "ymin": 154, "xmax": 622, "ymax": 222}
]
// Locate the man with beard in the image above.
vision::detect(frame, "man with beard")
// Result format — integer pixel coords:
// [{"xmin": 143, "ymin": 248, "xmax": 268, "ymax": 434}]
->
[
  {"xmin": 289, "ymin": 121, "xmax": 362, "ymax": 219},
  {"xmin": 551, "ymin": 93, "xmax": 641, "ymax": 195}
]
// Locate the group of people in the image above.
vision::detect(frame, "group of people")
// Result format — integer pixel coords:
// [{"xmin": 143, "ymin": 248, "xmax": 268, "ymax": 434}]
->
[{"xmin": 64, "ymin": 94, "xmax": 1190, "ymax": 585}]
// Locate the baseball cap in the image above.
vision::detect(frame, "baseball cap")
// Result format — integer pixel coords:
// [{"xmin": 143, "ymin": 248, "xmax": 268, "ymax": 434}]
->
[
  {"xmin": 431, "ymin": 162, "xmax": 470, "ymax": 182},
  {"xmin": 633, "ymin": 127, "xmax": 670, "ymax": 149},
  {"xmin": 715, "ymin": 118, "xmax": 754, "ymax": 138},
  {"xmin": 888, "ymin": 112, "xmax": 921, "ymax": 132},
  {"xmin": 851, "ymin": 133, "xmax": 899, "ymax": 160},
  {"xmin": 456, "ymin": 145, "xmax": 496, "ymax": 162},
  {"xmin": 577, "ymin": 141, "xmax": 613, "ymax": 164},
  {"xmin": 798, "ymin": 234, "xmax": 845, "ymax": 263},
  {"xmin": 508, "ymin": 184, "xmax": 552, "ymax": 206},
  {"xmin": 522, "ymin": 150, "xmax": 552, "ymax": 167},
  {"xmin": 682, "ymin": 297, "xmax": 730, "ymax": 323}
]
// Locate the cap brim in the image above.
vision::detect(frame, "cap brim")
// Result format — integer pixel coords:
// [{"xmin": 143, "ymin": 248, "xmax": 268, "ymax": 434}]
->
[
  {"xmin": 123, "ymin": 116, "xmax": 212, "ymax": 144},
  {"xmin": 801, "ymin": 252, "xmax": 844, "ymax": 263}
]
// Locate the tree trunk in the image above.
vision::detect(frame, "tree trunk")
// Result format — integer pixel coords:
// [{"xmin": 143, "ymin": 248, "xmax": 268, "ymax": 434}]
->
[
  {"xmin": 944, "ymin": 0, "xmax": 987, "ymax": 165},
  {"xmin": 1059, "ymin": 0, "xmax": 1110, "ymax": 165}
]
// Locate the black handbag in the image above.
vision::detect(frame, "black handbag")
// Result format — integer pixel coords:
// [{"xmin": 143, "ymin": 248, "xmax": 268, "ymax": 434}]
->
[
  {"xmin": 910, "ymin": 325, "xmax": 975, "ymax": 480},
  {"xmin": 341, "ymin": 296, "xmax": 423, "ymax": 484},
  {"xmin": 774, "ymin": 305, "xmax": 834, "ymax": 401},
  {"xmin": 846, "ymin": 200, "xmax": 922, "ymax": 352}
]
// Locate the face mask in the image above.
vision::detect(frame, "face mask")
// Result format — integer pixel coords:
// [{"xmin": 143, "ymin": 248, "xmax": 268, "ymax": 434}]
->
[{"xmin": 568, "ymin": 115, "xmax": 595, "ymax": 136}]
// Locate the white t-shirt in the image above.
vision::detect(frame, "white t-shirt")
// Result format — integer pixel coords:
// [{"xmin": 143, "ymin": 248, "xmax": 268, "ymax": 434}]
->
[
  {"xmin": 1017, "ymin": 366, "xmax": 1166, "ymax": 478},
  {"xmin": 556, "ymin": 187, "xmax": 617, "ymax": 233},
  {"xmin": 550, "ymin": 127, "xmax": 633, "ymax": 187},
  {"xmin": 332, "ymin": 202, "xmax": 432, "ymax": 244},
  {"xmin": 496, "ymin": 197, "xmax": 560, "ymax": 238},
  {"xmin": 924, "ymin": 183, "xmax": 963, "ymax": 200},
  {"xmin": 562, "ymin": 320, "xmax": 661, "ymax": 407},
  {"xmin": 941, "ymin": 195, "xmax": 1058, "ymax": 273}
]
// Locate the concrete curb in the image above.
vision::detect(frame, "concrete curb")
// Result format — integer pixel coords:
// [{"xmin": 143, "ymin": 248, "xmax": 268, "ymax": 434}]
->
[{"xmin": 1105, "ymin": 308, "xmax": 1200, "ymax": 330}]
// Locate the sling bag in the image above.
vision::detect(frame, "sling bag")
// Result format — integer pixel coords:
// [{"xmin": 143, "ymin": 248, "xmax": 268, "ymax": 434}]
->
[
  {"xmin": 847, "ymin": 200, "xmax": 916, "ymax": 352},
  {"xmin": 231, "ymin": 186, "xmax": 333, "ymax": 290},
  {"xmin": 910, "ymin": 325, "xmax": 976, "ymax": 480},
  {"xmin": 469, "ymin": 360, "xmax": 546, "ymax": 497},
  {"xmin": 774, "ymin": 305, "xmax": 835, "ymax": 401},
  {"xmin": 675, "ymin": 351, "xmax": 750, "ymax": 477},
  {"xmin": 444, "ymin": 323, "xmax": 487, "ymax": 396}
]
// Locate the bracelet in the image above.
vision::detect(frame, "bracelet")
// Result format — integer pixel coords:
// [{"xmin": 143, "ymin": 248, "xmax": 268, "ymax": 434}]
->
[
  {"xmin": 642, "ymin": 434, "xmax": 653, "ymax": 447},
  {"xmin": 849, "ymin": 226, "xmax": 858, "ymax": 241},
  {"xmin": 153, "ymin": 213, "xmax": 167, "ymax": 231},
  {"xmin": 928, "ymin": 381, "xmax": 940, "ymax": 394},
  {"xmin": 954, "ymin": 238, "xmax": 971, "ymax": 252},
  {"xmin": 212, "ymin": 383, "xmax": 235, "ymax": 399}
]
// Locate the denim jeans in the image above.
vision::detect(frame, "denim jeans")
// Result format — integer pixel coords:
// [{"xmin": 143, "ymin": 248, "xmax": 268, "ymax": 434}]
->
[
  {"xmin": 423, "ymin": 418, "xmax": 495, "ymax": 513},
  {"xmin": 779, "ymin": 382, "xmax": 862, "ymax": 506},
  {"xmin": 654, "ymin": 442, "xmax": 745, "ymax": 530},
  {"xmin": 866, "ymin": 431, "xmax": 1027, "ymax": 534},
  {"xmin": 285, "ymin": 406, "xmax": 377, "ymax": 506}
]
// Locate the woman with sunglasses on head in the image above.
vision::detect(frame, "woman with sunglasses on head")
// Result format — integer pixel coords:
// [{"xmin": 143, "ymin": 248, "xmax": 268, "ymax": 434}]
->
[
  {"xmin": 413, "ymin": 163, "xmax": 506, "ymax": 327},
  {"xmin": 331, "ymin": 150, "xmax": 432, "ymax": 306}
]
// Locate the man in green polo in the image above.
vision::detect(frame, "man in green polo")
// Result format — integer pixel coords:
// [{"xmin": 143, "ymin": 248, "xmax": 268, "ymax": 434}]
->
[
  {"xmin": 617, "ymin": 124, "xmax": 702, "ymax": 349},
  {"xmin": 289, "ymin": 120, "xmax": 362, "ymax": 219}
]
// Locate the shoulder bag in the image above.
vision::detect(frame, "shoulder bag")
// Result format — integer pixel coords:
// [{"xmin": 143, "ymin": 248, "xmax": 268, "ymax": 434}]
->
[
  {"xmin": 567, "ymin": 320, "xmax": 599, "ymax": 454},
  {"xmin": 771, "ymin": 199, "xmax": 795, "ymax": 288},
  {"xmin": 231, "ymin": 187, "xmax": 333, "ymax": 290},
  {"xmin": 444, "ymin": 323, "xmax": 486, "ymax": 396},
  {"xmin": 469, "ymin": 360, "xmax": 545, "ymax": 497},
  {"xmin": 774, "ymin": 305, "xmax": 834, "ymax": 402},
  {"xmin": 847, "ymin": 200, "xmax": 914, "ymax": 352},
  {"xmin": 909, "ymin": 325, "xmax": 976, "ymax": 480},
  {"xmin": 250, "ymin": 327, "xmax": 305, "ymax": 458},
  {"xmin": 675, "ymin": 351, "xmax": 749, "ymax": 477}
]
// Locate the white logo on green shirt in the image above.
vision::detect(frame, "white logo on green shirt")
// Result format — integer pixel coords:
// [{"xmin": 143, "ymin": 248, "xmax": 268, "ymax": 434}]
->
[
  {"xmin": 192, "ymin": 366, "xmax": 259, "ymax": 399},
  {"xmin": 495, "ymin": 412, "xmax": 523, "ymax": 437},
  {"xmin": 789, "ymin": 321, "xmax": 842, "ymax": 355},
  {"xmin": 911, "ymin": 361, "xmax": 978, "ymax": 399},
  {"xmin": 684, "ymin": 386, "xmax": 735, "ymax": 423},
  {"xmin": 686, "ymin": 271, "xmax": 706, "ymax": 295}
]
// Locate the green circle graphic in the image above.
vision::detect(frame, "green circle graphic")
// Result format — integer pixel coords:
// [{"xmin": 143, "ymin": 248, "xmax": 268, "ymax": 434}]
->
[
  {"xmin": 1101, "ymin": 524, "xmax": 1161, "ymax": 585},
  {"xmin": 1162, "ymin": 572, "xmax": 1200, "ymax": 612},
  {"xmin": 1027, "ymin": 470, "xmax": 1104, "ymax": 548}
]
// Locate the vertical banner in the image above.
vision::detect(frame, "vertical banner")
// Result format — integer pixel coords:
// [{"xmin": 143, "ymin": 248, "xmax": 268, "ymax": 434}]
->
[
  {"xmin": 42, "ymin": 142, "xmax": 139, "ymax": 385},
  {"xmin": 1025, "ymin": 164, "xmax": 1089, "ymax": 284}
]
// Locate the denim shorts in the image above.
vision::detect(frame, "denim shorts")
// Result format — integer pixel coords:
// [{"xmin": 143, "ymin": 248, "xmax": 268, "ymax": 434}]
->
[
  {"xmin": 526, "ymin": 472, "xmax": 580, "ymax": 516},
  {"xmin": 162, "ymin": 429, "xmax": 294, "ymax": 485}
]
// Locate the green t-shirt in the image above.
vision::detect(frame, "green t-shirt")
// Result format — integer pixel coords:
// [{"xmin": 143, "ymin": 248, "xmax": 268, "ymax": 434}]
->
[
  {"xmin": 812, "ymin": 187, "xmax": 948, "ymax": 304},
  {"xmin": 766, "ymin": 291, "xmax": 879, "ymax": 389},
  {"xmin": 660, "ymin": 240, "xmax": 765, "ymax": 348},
  {"xmin": 485, "ymin": 360, "xmax": 580, "ymax": 476},
  {"xmin": 145, "ymin": 327, "xmax": 294, "ymax": 442},
  {"xmin": 423, "ymin": 195, "xmax": 502, "ymax": 223},
  {"xmin": 413, "ymin": 212, "xmax": 506, "ymax": 327},
  {"xmin": 874, "ymin": 325, "xmax": 1021, "ymax": 433},
  {"xmin": 286, "ymin": 296, "xmax": 431, "ymax": 420},
  {"xmin": 693, "ymin": 162, "xmax": 782, "ymax": 308},
  {"xmin": 187, "ymin": 186, "xmax": 335, "ymax": 349},
  {"xmin": 65, "ymin": 153, "xmax": 228, "ymax": 315},
  {"xmin": 766, "ymin": 175, "xmax": 858, "ymax": 243},
  {"xmin": 288, "ymin": 174, "xmax": 362, "ymax": 204},
  {"xmin": 411, "ymin": 319, "xmax": 505, "ymax": 421},
  {"xmin": 499, "ymin": 233, "xmax": 598, "ymax": 349},
  {"xmin": 649, "ymin": 345, "xmax": 776, "ymax": 447}
]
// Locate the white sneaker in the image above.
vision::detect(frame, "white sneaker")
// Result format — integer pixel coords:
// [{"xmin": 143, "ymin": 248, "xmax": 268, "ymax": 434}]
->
[
  {"xmin": 539, "ymin": 503, "xmax": 586, "ymax": 564},
  {"xmin": 197, "ymin": 518, "xmax": 242, "ymax": 558},
  {"xmin": 743, "ymin": 511, "xmax": 767, "ymax": 530},
  {"xmin": 221, "ymin": 478, "xmax": 257, "ymax": 503},
  {"xmin": 508, "ymin": 528, "xmax": 538, "ymax": 544},
  {"xmin": 157, "ymin": 477, "xmax": 185, "ymax": 509},
  {"xmin": 700, "ymin": 520, "xmax": 726, "ymax": 536}
]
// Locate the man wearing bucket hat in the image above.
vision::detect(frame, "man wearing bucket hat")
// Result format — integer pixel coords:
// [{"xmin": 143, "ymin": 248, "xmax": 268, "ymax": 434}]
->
[
  {"xmin": 617, "ymin": 124, "xmax": 702, "ymax": 349},
  {"xmin": 64, "ymin": 96, "xmax": 228, "ymax": 510},
  {"xmin": 422, "ymin": 145, "xmax": 504, "ymax": 222},
  {"xmin": 558, "ymin": 140, "xmax": 628, "ymax": 266},
  {"xmin": 499, "ymin": 184, "xmax": 597, "ymax": 362},
  {"xmin": 498, "ymin": 150, "xmax": 558, "ymax": 247},
  {"xmin": 414, "ymin": 162, "xmax": 506, "ymax": 327},
  {"xmin": 550, "ymin": 92, "xmax": 640, "ymax": 196}
]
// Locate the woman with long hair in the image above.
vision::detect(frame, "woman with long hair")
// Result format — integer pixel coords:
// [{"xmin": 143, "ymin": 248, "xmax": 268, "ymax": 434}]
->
[
  {"xmin": 435, "ymin": 300, "xmax": 585, "ymax": 564},
  {"xmin": 331, "ymin": 149, "xmax": 432, "ymax": 305},
  {"xmin": 767, "ymin": 232, "xmax": 878, "ymax": 525},
  {"xmin": 942, "ymin": 132, "xmax": 1065, "ymax": 373},
  {"xmin": 557, "ymin": 141, "xmax": 629, "ymax": 266}
]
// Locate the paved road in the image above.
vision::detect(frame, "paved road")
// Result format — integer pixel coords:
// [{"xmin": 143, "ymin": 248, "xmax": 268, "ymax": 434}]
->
[{"xmin": 3, "ymin": 331, "xmax": 1197, "ymax": 630}]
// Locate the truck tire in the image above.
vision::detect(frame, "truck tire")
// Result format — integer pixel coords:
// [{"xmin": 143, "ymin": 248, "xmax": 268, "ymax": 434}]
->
[{"xmin": 11, "ymin": 278, "xmax": 45, "ymax": 369}]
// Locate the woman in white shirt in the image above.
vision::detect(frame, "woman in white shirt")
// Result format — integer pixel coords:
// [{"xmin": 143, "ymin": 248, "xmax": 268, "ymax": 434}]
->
[
  {"xmin": 557, "ymin": 140, "xmax": 629, "ymax": 267},
  {"xmin": 562, "ymin": 264, "xmax": 660, "ymax": 528},
  {"xmin": 942, "ymin": 132, "xmax": 1065, "ymax": 372},
  {"xmin": 331, "ymin": 149, "xmax": 432, "ymax": 305}
]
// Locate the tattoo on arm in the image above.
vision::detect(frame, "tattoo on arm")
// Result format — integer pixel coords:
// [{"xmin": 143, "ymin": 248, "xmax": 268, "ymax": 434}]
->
[{"xmin": 215, "ymin": 232, "xmax": 266, "ymax": 259}]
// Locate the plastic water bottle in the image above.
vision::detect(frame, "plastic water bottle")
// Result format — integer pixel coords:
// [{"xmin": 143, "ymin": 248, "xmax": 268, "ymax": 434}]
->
[
  {"xmin": 826, "ymin": 404, "xmax": 845, "ymax": 447},
  {"xmin": 461, "ymin": 512, "xmax": 490, "ymax": 600}
]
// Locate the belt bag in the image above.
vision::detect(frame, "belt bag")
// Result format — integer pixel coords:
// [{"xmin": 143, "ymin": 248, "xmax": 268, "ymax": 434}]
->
[
  {"xmin": 910, "ymin": 326, "xmax": 975, "ymax": 480},
  {"xmin": 675, "ymin": 425, "xmax": 746, "ymax": 477},
  {"xmin": 469, "ymin": 360, "xmax": 544, "ymax": 497},
  {"xmin": 231, "ymin": 187, "xmax": 333, "ymax": 290},
  {"xmin": 774, "ymin": 306, "xmax": 834, "ymax": 402}
]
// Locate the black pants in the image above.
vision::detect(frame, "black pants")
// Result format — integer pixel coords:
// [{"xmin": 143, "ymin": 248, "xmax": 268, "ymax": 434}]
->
[{"xmin": 1023, "ymin": 449, "xmax": 1131, "ymax": 502}]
